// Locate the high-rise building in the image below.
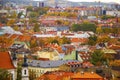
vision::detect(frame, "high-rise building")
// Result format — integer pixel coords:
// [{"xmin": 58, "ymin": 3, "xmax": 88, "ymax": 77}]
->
[{"xmin": 37, "ymin": 2, "xmax": 44, "ymax": 7}]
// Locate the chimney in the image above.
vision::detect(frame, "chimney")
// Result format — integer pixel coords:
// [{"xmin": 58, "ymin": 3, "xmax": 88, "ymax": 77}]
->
[{"xmin": 76, "ymin": 50, "xmax": 78, "ymax": 60}]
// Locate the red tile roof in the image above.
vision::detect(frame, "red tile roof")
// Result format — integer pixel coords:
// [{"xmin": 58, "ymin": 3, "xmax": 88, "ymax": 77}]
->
[
  {"xmin": 46, "ymin": 44, "xmax": 64, "ymax": 54},
  {"xmin": 18, "ymin": 35, "xmax": 31, "ymax": 41},
  {"xmin": 41, "ymin": 20, "xmax": 56, "ymax": 24},
  {"xmin": 82, "ymin": 61, "xmax": 94, "ymax": 68},
  {"xmin": 38, "ymin": 58, "xmax": 49, "ymax": 61},
  {"xmin": 79, "ymin": 52, "xmax": 91, "ymax": 61},
  {"xmin": 38, "ymin": 71, "xmax": 73, "ymax": 80},
  {"xmin": 9, "ymin": 34, "xmax": 19, "ymax": 40},
  {"xmin": 72, "ymin": 72, "xmax": 103, "ymax": 80},
  {"xmin": 0, "ymin": 23, "xmax": 3, "ymax": 27},
  {"xmin": 0, "ymin": 52, "xmax": 15, "ymax": 69},
  {"xmin": 108, "ymin": 44, "xmax": 120, "ymax": 50},
  {"xmin": 46, "ymin": 31, "xmax": 57, "ymax": 35},
  {"xmin": 71, "ymin": 38, "xmax": 88, "ymax": 43}
]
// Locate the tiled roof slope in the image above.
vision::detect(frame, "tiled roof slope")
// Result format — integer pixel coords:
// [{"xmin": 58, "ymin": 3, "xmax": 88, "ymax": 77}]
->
[
  {"xmin": 72, "ymin": 72, "xmax": 103, "ymax": 80},
  {"xmin": 0, "ymin": 52, "xmax": 15, "ymax": 69}
]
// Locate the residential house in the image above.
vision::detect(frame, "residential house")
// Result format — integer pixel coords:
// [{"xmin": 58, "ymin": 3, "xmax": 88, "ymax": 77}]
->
[
  {"xmin": 0, "ymin": 26, "xmax": 22, "ymax": 35},
  {"xmin": 0, "ymin": 9, "xmax": 8, "ymax": 17},
  {"xmin": 28, "ymin": 59, "xmax": 80, "ymax": 77},
  {"xmin": 35, "ymin": 48, "xmax": 60, "ymax": 60},
  {"xmin": 71, "ymin": 38, "xmax": 88, "ymax": 45},
  {"xmin": 10, "ymin": 41, "xmax": 31, "ymax": 60},
  {"xmin": 0, "ymin": 52, "xmax": 17, "ymax": 80},
  {"xmin": 40, "ymin": 26, "xmax": 69, "ymax": 31},
  {"xmin": 79, "ymin": 52, "xmax": 91, "ymax": 62},
  {"xmin": 48, "ymin": 7, "xmax": 102, "ymax": 16},
  {"xmin": 108, "ymin": 44, "xmax": 120, "ymax": 59},
  {"xmin": 106, "ymin": 10, "xmax": 120, "ymax": 17}
]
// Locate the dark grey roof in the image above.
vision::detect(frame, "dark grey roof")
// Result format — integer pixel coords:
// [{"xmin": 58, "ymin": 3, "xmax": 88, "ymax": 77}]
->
[
  {"xmin": 22, "ymin": 55, "xmax": 28, "ymax": 67},
  {"xmin": 28, "ymin": 60, "xmax": 80, "ymax": 68}
]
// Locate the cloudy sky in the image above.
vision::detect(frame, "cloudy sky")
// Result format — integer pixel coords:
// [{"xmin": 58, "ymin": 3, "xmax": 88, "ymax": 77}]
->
[{"xmin": 68, "ymin": 0, "xmax": 120, "ymax": 4}]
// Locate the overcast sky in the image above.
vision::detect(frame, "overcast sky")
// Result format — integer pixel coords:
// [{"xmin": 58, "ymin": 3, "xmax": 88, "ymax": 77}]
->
[{"xmin": 68, "ymin": 0, "xmax": 120, "ymax": 4}]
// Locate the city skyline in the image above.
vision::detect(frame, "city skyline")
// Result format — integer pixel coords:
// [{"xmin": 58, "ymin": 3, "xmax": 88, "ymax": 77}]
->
[
  {"xmin": 68, "ymin": 0, "xmax": 120, "ymax": 4},
  {"xmin": 35, "ymin": 0, "xmax": 120, "ymax": 4}
]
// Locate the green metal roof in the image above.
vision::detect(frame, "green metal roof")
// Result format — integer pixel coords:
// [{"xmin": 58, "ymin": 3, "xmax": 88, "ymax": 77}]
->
[{"xmin": 63, "ymin": 50, "xmax": 83, "ymax": 62}]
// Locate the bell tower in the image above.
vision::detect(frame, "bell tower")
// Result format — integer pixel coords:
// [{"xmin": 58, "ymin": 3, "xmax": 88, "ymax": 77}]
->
[
  {"xmin": 12, "ymin": 52, "xmax": 17, "ymax": 68},
  {"xmin": 22, "ymin": 55, "xmax": 29, "ymax": 80}
]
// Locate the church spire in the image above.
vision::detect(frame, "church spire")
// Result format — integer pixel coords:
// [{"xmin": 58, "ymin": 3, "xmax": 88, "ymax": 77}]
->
[
  {"xmin": 12, "ymin": 52, "xmax": 17, "ymax": 60},
  {"xmin": 22, "ymin": 55, "xmax": 28, "ymax": 67},
  {"xmin": 12, "ymin": 52, "xmax": 17, "ymax": 68},
  {"xmin": 22, "ymin": 55, "xmax": 29, "ymax": 80}
]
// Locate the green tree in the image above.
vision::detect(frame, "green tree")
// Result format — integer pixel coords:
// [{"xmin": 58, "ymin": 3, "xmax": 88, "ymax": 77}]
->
[
  {"xmin": 102, "ymin": 28, "xmax": 112, "ymax": 34},
  {"xmin": 7, "ymin": 19, "xmax": 15, "ymax": 27},
  {"xmin": 61, "ymin": 36, "xmax": 71, "ymax": 44},
  {"xmin": 51, "ymin": 39, "xmax": 59, "ymax": 45},
  {"xmin": 0, "ymin": 69, "xmax": 11, "ymax": 80},
  {"xmin": 111, "ymin": 28, "xmax": 120, "ymax": 37},
  {"xmin": 29, "ymin": 18, "xmax": 37, "ymax": 23},
  {"xmin": 80, "ymin": 22, "xmax": 97, "ymax": 32},
  {"xmin": 18, "ymin": 12, "xmax": 24, "ymax": 19},
  {"xmin": 96, "ymin": 27, "xmax": 103, "ymax": 34},
  {"xmin": 10, "ymin": 11, "xmax": 17, "ymax": 18},
  {"xmin": 71, "ymin": 24, "xmax": 80, "ymax": 32},
  {"xmin": 0, "ymin": 14, "xmax": 7, "ymax": 24},
  {"xmin": 0, "ymin": 36, "xmax": 14, "ymax": 52},
  {"xmin": 101, "ymin": 15, "xmax": 115, "ymax": 20},
  {"xmin": 90, "ymin": 50, "xmax": 105, "ymax": 66},
  {"xmin": 97, "ymin": 35, "xmax": 110, "ymax": 43},
  {"xmin": 71, "ymin": 22, "xmax": 97, "ymax": 32},
  {"xmin": 13, "ymin": 25, "xmax": 19, "ymax": 31},
  {"xmin": 29, "ymin": 12, "xmax": 39, "ymax": 18},
  {"xmin": 30, "ymin": 37, "xmax": 38, "ymax": 48},
  {"xmin": 56, "ymin": 20, "xmax": 62, "ymax": 25},
  {"xmin": 38, "ymin": 7, "xmax": 49, "ymax": 15},
  {"xmin": 26, "ymin": 6, "xmax": 33, "ymax": 12},
  {"xmin": 16, "ymin": 66, "xmax": 22, "ymax": 80},
  {"xmin": 33, "ymin": 23, "xmax": 40, "ymax": 32},
  {"xmin": 87, "ymin": 35, "xmax": 97, "ymax": 46}
]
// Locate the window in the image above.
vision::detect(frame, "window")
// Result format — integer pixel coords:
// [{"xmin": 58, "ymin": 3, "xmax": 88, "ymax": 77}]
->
[{"xmin": 24, "ymin": 70, "xmax": 26, "ymax": 75}]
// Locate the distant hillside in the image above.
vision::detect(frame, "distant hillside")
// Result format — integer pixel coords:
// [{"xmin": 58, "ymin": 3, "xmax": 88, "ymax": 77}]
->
[{"xmin": 0, "ymin": 0, "xmax": 35, "ymax": 6}]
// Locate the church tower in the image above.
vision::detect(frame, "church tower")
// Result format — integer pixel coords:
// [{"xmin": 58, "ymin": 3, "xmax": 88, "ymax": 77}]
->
[
  {"xmin": 12, "ymin": 52, "xmax": 17, "ymax": 68},
  {"xmin": 22, "ymin": 55, "xmax": 29, "ymax": 80}
]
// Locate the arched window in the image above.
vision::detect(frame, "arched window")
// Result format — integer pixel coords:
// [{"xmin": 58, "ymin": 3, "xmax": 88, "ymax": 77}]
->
[{"xmin": 24, "ymin": 70, "xmax": 26, "ymax": 75}]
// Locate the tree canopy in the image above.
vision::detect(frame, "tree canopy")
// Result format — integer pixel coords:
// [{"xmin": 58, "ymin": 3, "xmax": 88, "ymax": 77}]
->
[
  {"xmin": 0, "ymin": 69, "xmax": 11, "ymax": 80},
  {"xmin": 90, "ymin": 50, "xmax": 105, "ymax": 66},
  {"xmin": 33, "ymin": 23, "xmax": 40, "ymax": 32},
  {"xmin": 101, "ymin": 15, "xmax": 115, "ymax": 20},
  {"xmin": 87, "ymin": 35, "xmax": 98, "ymax": 46},
  {"xmin": 71, "ymin": 22, "xmax": 97, "ymax": 32}
]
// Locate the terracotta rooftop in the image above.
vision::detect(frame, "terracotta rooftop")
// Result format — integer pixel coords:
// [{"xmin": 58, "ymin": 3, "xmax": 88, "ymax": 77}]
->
[
  {"xmin": 41, "ymin": 20, "xmax": 56, "ymax": 24},
  {"xmin": 79, "ymin": 52, "xmax": 91, "ymax": 61},
  {"xmin": 0, "ymin": 52, "xmax": 15, "ymax": 69},
  {"xmin": 71, "ymin": 38, "xmax": 88, "ymax": 43},
  {"xmin": 18, "ymin": 35, "xmax": 31, "ymax": 41},
  {"xmin": 108, "ymin": 44, "xmax": 120, "ymax": 50},
  {"xmin": 37, "ymin": 71, "xmax": 73, "ymax": 80},
  {"xmin": 9, "ymin": 34, "xmax": 19, "ymax": 40},
  {"xmin": 72, "ymin": 72, "xmax": 103, "ymax": 80},
  {"xmin": 0, "ymin": 23, "xmax": 3, "ymax": 27}
]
